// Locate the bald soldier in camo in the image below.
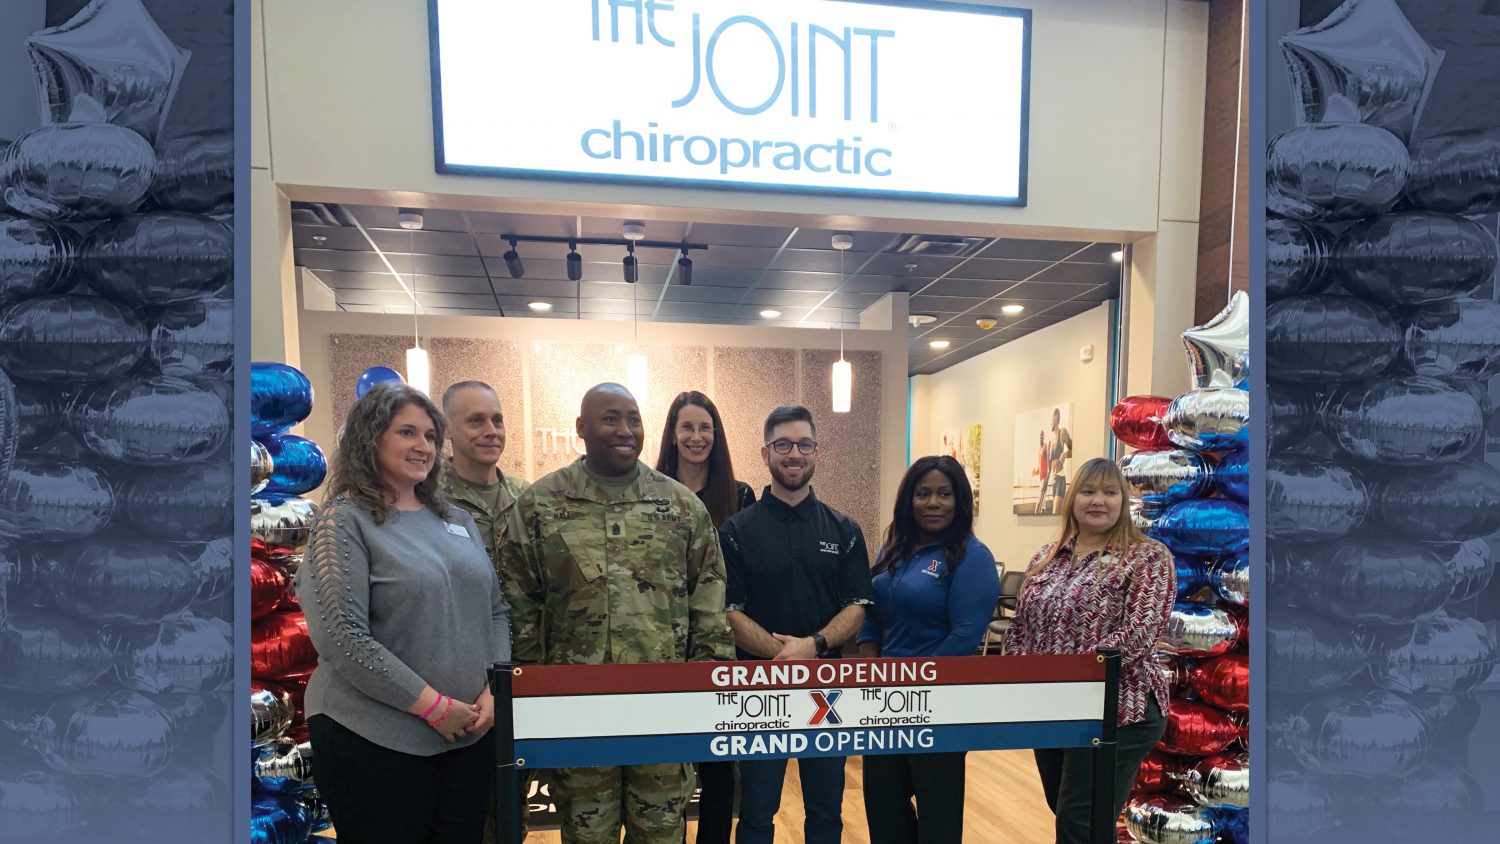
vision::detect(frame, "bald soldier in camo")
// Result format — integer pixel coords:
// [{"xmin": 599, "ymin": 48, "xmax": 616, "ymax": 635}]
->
[{"xmin": 500, "ymin": 382, "xmax": 734, "ymax": 843}]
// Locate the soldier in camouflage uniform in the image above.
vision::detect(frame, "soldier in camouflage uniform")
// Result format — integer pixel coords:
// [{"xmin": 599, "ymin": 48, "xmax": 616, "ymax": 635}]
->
[
  {"xmin": 440, "ymin": 380, "xmax": 531, "ymax": 844},
  {"xmin": 500, "ymin": 383, "xmax": 734, "ymax": 844}
]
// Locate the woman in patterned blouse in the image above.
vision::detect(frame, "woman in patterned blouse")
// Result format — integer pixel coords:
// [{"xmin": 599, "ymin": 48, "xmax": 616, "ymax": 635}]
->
[{"xmin": 1005, "ymin": 457, "xmax": 1175, "ymax": 844}]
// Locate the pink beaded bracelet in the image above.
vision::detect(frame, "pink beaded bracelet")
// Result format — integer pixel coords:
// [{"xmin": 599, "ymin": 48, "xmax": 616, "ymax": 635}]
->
[{"xmin": 418, "ymin": 694, "xmax": 445, "ymax": 722}]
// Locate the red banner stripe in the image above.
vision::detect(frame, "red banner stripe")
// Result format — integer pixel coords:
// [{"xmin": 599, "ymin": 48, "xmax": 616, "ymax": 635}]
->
[{"xmin": 509, "ymin": 654, "xmax": 1105, "ymax": 697}]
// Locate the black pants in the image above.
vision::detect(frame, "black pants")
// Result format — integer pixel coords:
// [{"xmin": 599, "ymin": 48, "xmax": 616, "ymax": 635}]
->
[
  {"xmin": 862, "ymin": 752, "xmax": 967, "ymax": 844},
  {"xmin": 308, "ymin": 714, "xmax": 495, "ymax": 844},
  {"xmin": 1032, "ymin": 699, "xmax": 1167, "ymax": 844},
  {"xmin": 694, "ymin": 760, "xmax": 736, "ymax": 844}
]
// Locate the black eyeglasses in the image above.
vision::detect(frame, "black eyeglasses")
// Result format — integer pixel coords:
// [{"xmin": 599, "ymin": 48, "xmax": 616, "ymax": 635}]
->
[{"xmin": 767, "ymin": 438, "xmax": 818, "ymax": 455}]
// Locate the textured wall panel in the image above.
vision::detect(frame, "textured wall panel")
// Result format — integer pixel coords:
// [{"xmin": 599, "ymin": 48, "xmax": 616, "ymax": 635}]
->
[{"xmin": 711, "ymin": 346, "xmax": 799, "ymax": 501}]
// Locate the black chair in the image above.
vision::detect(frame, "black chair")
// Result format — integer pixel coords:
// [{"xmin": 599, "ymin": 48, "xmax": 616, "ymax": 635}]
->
[{"xmin": 981, "ymin": 570, "xmax": 1025, "ymax": 653}]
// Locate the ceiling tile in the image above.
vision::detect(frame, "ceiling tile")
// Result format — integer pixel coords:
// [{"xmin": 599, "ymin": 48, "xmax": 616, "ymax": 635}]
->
[
  {"xmin": 1002, "ymin": 281, "xmax": 1100, "ymax": 301},
  {"xmin": 1031, "ymin": 262, "xmax": 1120, "ymax": 287},
  {"xmin": 688, "ymin": 223, "xmax": 797, "ymax": 247},
  {"xmin": 943, "ymin": 257, "xmax": 1055, "ymax": 281},
  {"xmin": 979, "ymin": 239, "xmax": 1094, "ymax": 262},
  {"xmin": 917, "ymin": 278, "xmax": 1015, "ymax": 299}
]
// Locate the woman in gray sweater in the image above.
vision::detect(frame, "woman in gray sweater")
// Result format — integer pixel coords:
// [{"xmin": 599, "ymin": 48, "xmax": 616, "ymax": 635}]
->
[{"xmin": 299, "ymin": 381, "xmax": 511, "ymax": 844}]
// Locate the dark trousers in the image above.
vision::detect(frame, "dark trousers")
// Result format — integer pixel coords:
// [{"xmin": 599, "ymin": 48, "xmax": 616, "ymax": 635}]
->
[
  {"xmin": 1032, "ymin": 699, "xmax": 1167, "ymax": 844},
  {"xmin": 308, "ymin": 714, "xmax": 495, "ymax": 844},
  {"xmin": 694, "ymin": 760, "xmax": 736, "ymax": 844},
  {"xmin": 862, "ymin": 752, "xmax": 967, "ymax": 844},
  {"xmin": 735, "ymin": 756, "xmax": 845, "ymax": 844}
]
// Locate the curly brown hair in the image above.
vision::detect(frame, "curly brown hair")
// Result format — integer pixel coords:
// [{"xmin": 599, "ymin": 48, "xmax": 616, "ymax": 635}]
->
[{"xmin": 325, "ymin": 381, "xmax": 451, "ymax": 523}]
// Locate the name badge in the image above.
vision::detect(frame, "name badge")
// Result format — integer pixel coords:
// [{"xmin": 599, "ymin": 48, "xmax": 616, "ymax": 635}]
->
[{"xmin": 445, "ymin": 523, "xmax": 470, "ymax": 538}]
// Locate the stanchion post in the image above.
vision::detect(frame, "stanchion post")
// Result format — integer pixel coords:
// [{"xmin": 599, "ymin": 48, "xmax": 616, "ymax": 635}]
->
[
  {"xmin": 491, "ymin": 663, "xmax": 524, "ymax": 844},
  {"xmin": 1089, "ymin": 648, "xmax": 1122, "ymax": 844}
]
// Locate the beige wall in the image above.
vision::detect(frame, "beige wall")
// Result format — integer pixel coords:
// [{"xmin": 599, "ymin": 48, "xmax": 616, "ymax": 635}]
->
[{"xmin": 909, "ymin": 305, "xmax": 1112, "ymax": 571}]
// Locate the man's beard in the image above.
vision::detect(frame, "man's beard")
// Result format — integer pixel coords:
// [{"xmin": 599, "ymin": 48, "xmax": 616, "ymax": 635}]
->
[{"xmin": 769, "ymin": 461, "xmax": 815, "ymax": 491}]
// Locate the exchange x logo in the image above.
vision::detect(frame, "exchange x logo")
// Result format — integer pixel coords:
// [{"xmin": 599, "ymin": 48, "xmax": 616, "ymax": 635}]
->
[{"xmin": 808, "ymin": 690, "xmax": 842, "ymax": 726}]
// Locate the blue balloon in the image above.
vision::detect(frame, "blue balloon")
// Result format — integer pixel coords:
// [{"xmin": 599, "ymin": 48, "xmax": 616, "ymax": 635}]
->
[
  {"xmin": 1218, "ymin": 807, "xmax": 1248, "ymax": 844},
  {"xmin": 355, "ymin": 365, "xmax": 403, "ymax": 399},
  {"xmin": 250, "ymin": 363, "xmax": 313, "ymax": 438},
  {"xmin": 1214, "ymin": 449, "xmax": 1249, "ymax": 503},
  {"xmin": 1151, "ymin": 499, "xmax": 1249, "ymax": 557},
  {"xmin": 259, "ymin": 433, "xmax": 328, "ymax": 495},
  {"xmin": 251, "ymin": 793, "xmax": 311, "ymax": 844},
  {"xmin": 1175, "ymin": 554, "xmax": 1209, "ymax": 600}
]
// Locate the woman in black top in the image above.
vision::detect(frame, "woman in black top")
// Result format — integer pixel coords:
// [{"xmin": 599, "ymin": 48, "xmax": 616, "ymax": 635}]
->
[{"xmin": 655, "ymin": 390, "xmax": 752, "ymax": 844}]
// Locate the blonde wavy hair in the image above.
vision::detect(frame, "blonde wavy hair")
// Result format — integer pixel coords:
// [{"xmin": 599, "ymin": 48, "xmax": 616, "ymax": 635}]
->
[{"xmin": 1023, "ymin": 457, "xmax": 1148, "ymax": 587}]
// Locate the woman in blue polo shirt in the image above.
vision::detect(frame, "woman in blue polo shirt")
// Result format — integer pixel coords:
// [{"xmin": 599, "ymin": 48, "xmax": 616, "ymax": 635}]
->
[{"xmin": 855, "ymin": 455, "xmax": 1000, "ymax": 844}]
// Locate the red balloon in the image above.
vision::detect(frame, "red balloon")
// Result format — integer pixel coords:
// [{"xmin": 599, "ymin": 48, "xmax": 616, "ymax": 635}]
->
[
  {"xmin": 1158, "ymin": 700, "xmax": 1239, "ymax": 755},
  {"xmin": 250, "ymin": 536, "xmax": 298, "ymax": 563},
  {"xmin": 1134, "ymin": 749, "xmax": 1191, "ymax": 793},
  {"xmin": 250, "ymin": 557, "xmax": 290, "ymax": 620},
  {"xmin": 1225, "ymin": 604, "xmax": 1249, "ymax": 650},
  {"xmin": 251, "ymin": 611, "xmax": 318, "ymax": 679},
  {"xmin": 1188, "ymin": 653, "xmax": 1250, "ymax": 713},
  {"xmin": 1111, "ymin": 395, "xmax": 1174, "ymax": 449}
]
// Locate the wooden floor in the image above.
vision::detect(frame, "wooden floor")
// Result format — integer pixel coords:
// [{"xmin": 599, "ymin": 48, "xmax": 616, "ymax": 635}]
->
[{"xmin": 521, "ymin": 750, "xmax": 1056, "ymax": 843}]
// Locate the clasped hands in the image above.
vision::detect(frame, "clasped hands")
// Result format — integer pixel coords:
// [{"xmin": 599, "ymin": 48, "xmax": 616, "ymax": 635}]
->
[
  {"xmin": 770, "ymin": 633, "xmax": 819, "ymax": 660},
  {"xmin": 428, "ymin": 687, "xmax": 496, "ymax": 743}
]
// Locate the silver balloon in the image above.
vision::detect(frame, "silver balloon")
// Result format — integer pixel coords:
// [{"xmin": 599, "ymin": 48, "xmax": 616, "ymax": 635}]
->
[
  {"xmin": 69, "ymin": 374, "xmax": 229, "ymax": 464},
  {"xmin": 31, "ymin": 688, "xmax": 177, "ymax": 777},
  {"xmin": 1404, "ymin": 298, "xmax": 1500, "ymax": 381},
  {"xmin": 1182, "ymin": 291, "xmax": 1249, "ymax": 389},
  {"xmin": 1266, "ymin": 294, "xmax": 1400, "ymax": 382},
  {"xmin": 1431, "ymin": 538, "xmax": 1493, "ymax": 605},
  {"xmin": 251, "ymin": 494, "xmax": 318, "ymax": 553},
  {"xmin": 1162, "ymin": 602, "xmax": 1239, "ymax": 657},
  {"xmin": 0, "ymin": 770, "xmax": 84, "ymax": 840},
  {"xmin": 1266, "ymin": 605, "xmax": 1368, "ymax": 692},
  {"xmin": 8, "ymin": 380, "xmax": 63, "ymax": 451},
  {"xmin": 81, "ymin": 212, "xmax": 233, "ymax": 307},
  {"xmin": 1289, "ymin": 687, "xmax": 1428, "ymax": 778},
  {"xmin": 254, "ymin": 739, "xmax": 316, "ymax": 793},
  {"xmin": 0, "ymin": 368, "xmax": 14, "ymax": 484},
  {"xmin": 1344, "ymin": 760, "xmax": 1482, "ymax": 839},
  {"xmin": 0, "ymin": 294, "xmax": 146, "ymax": 382},
  {"xmin": 1372, "ymin": 460, "xmax": 1500, "ymax": 541},
  {"xmin": 1267, "ymin": 381, "xmax": 1315, "ymax": 451},
  {"xmin": 1405, "ymin": 128, "xmax": 1500, "ymax": 214},
  {"xmin": 99, "ymin": 763, "xmax": 230, "ymax": 838},
  {"xmin": 0, "ymin": 214, "xmax": 77, "ymax": 305},
  {"xmin": 1264, "ymin": 771, "xmax": 1337, "ymax": 841},
  {"xmin": 1332, "ymin": 212, "xmax": 1496, "ymax": 306},
  {"xmin": 0, "ymin": 123, "xmax": 155, "ymax": 220},
  {"xmin": 1267, "ymin": 218, "xmax": 1333, "ymax": 300},
  {"xmin": 1123, "ymin": 796, "xmax": 1220, "ymax": 844},
  {"xmin": 0, "ymin": 607, "xmax": 114, "ymax": 694},
  {"xmin": 1267, "ymin": 123, "xmax": 1409, "ymax": 221},
  {"xmin": 0, "ymin": 455, "xmax": 114, "ymax": 541},
  {"xmin": 1404, "ymin": 692, "xmax": 1480, "ymax": 747},
  {"xmin": 149, "ymin": 690, "xmax": 227, "ymax": 747},
  {"xmin": 1371, "ymin": 610, "xmax": 1496, "ymax": 696},
  {"xmin": 1181, "ymin": 751, "xmax": 1247, "ymax": 810},
  {"xmin": 185, "ymin": 536, "xmax": 233, "ymax": 603},
  {"xmin": 1209, "ymin": 553, "xmax": 1248, "ymax": 606},
  {"xmin": 1305, "ymin": 535, "xmax": 1454, "ymax": 625},
  {"xmin": 1118, "ymin": 449, "xmax": 1211, "ymax": 507},
  {"xmin": 120, "ymin": 459, "xmax": 234, "ymax": 540},
  {"xmin": 45, "ymin": 535, "xmax": 201, "ymax": 625},
  {"xmin": 252, "ymin": 439, "xmax": 274, "ymax": 494},
  {"xmin": 150, "ymin": 295, "xmax": 234, "ymax": 378},
  {"xmin": 1162, "ymin": 388, "xmax": 1247, "ymax": 452},
  {"xmin": 1266, "ymin": 455, "xmax": 1367, "ymax": 541},
  {"xmin": 26, "ymin": 0, "xmax": 190, "ymax": 142},
  {"xmin": 114, "ymin": 612, "xmax": 234, "ymax": 695},
  {"xmin": 251, "ymin": 683, "xmax": 294, "ymax": 746},
  {"xmin": 151, "ymin": 132, "xmax": 233, "ymax": 212},
  {"xmin": 1279, "ymin": 0, "xmax": 1441, "ymax": 143},
  {"xmin": 1322, "ymin": 375, "xmax": 1483, "ymax": 465}
]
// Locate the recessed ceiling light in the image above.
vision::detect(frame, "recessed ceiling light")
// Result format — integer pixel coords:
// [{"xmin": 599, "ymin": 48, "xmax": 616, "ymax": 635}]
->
[
  {"xmin": 1001, "ymin": 304, "xmax": 1025, "ymax": 315},
  {"xmin": 528, "ymin": 301, "xmax": 553, "ymax": 312},
  {"xmin": 311, "ymin": 235, "xmax": 327, "ymax": 242},
  {"xmin": 1111, "ymin": 250, "xmax": 1124, "ymax": 262},
  {"xmin": 929, "ymin": 339, "xmax": 951, "ymax": 350},
  {"xmin": 759, "ymin": 309, "xmax": 782, "ymax": 319}
]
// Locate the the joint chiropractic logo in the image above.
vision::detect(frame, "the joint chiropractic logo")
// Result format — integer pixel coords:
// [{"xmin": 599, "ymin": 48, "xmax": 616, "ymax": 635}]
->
[
  {"xmin": 583, "ymin": 0, "xmax": 896, "ymax": 178},
  {"xmin": 808, "ymin": 690, "xmax": 843, "ymax": 726}
]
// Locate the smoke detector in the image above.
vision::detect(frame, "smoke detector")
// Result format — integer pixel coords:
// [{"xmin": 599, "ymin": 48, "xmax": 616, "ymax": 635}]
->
[
  {"xmin": 976, "ymin": 317, "xmax": 998, "ymax": 330},
  {"xmin": 622, "ymin": 221, "xmax": 646, "ymax": 240},
  {"xmin": 908, "ymin": 314, "xmax": 937, "ymax": 327},
  {"xmin": 397, "ymin": 208, "xmax": 424, "ymax": 230},
  {"xmin": 831, "ymin": 233, "xmax": 854, "ymax": 250}
]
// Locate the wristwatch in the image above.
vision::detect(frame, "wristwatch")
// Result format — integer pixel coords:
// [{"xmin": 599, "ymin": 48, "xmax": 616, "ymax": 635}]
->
[{"xmin": 812, "ymin": 633, "xmax": 828, "ymax": 656}]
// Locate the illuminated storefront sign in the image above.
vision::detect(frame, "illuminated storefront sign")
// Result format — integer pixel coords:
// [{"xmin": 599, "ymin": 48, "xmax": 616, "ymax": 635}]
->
[{"xmin": 430, "ymin": 0, "xmax": 1030, "ymax": 203}]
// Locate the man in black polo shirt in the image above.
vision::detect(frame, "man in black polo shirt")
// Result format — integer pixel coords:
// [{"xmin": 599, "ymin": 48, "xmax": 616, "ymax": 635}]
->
[{"xmin": 719, "ymin": 405, "xmax": 873, "ymax": 844}]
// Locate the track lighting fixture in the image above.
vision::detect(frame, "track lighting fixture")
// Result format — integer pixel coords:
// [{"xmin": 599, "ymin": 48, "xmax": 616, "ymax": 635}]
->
[
  {"xmin": 623, "ymin": 242, "xmax": 638, "ymax": 283},
  {"xmin": 566, "ymin": 241, "xmax": 583, "ymax": 281},
  {"xmin": 502, "ymin": 237, "xmax": 525, "ymax": 278},
  {"xmin": 677, "ymin": 249, "xmax": 693, "ymax": 286}
]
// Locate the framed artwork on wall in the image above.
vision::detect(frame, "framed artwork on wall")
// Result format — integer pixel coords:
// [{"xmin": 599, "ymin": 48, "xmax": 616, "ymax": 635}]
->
[
  {"xmin": 940, "ymin": 425, "xmax": 983, "ymax": 516},
  {"xmin": 1013, "ymin": 403, "xmax": 1073, "ymax": 515}
]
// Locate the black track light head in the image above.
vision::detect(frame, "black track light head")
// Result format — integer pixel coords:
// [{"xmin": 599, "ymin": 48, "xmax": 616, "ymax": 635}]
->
[
  {"xmin": 502, "ymin": 237, "xmax": 524, "ymax": 279},
  {"xmin": 623, "ymin": 242, "xmax": 638, "ymax": 283},
  {"xmin": 566, "ymin": 242, "xmax": 583, "ymax": 281},
  {"xmin": 677, "ymin": 249, "xmax": 693, "ymax": 286}
]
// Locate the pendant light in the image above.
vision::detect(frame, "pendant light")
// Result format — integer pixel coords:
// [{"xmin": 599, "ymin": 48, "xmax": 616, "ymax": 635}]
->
[
  {"xmin": 406, "ymin": 231, "xmax": 430, "ymax": 394},
  {"xmin": 626, "ymin": 269, "xmax": 648, "ymax": 406},
  {"xmin": 831, "ymin": 233, "xmax": 853, "ymax": 413}
]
